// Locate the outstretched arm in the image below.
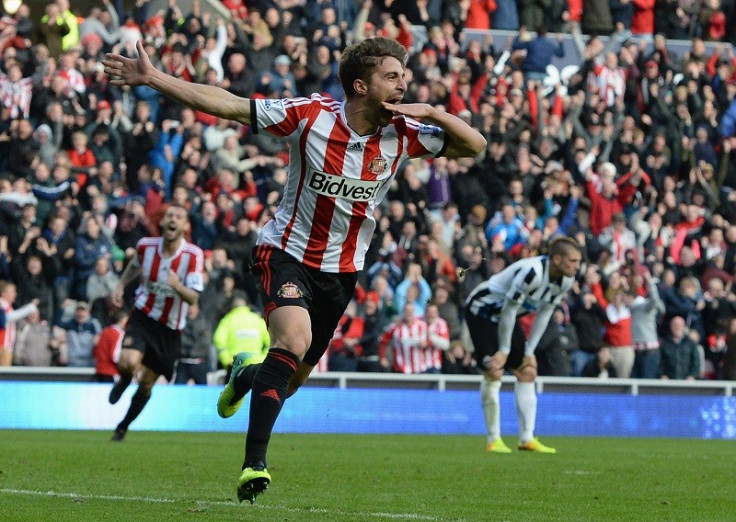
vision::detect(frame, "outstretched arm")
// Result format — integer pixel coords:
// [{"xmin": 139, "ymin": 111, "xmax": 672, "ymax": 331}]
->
[
  {"xmin": 103, "ymin": 40, "xmax": 252, "ymax": 125},
  {"xmin": 382, "ymin": 102, "xmax": 487, "ymax": 158}
]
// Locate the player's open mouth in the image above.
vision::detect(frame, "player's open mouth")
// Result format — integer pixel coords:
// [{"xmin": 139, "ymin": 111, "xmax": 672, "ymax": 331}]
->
[{"xmin": 387, "ymin": 97, "xmax": 402, "ymax": 104}]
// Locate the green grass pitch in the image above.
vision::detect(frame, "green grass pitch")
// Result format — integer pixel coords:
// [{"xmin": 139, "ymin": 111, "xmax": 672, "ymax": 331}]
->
[{"xmin": 1, "ymin": 430, "xmax": 735, "ymax": 521}]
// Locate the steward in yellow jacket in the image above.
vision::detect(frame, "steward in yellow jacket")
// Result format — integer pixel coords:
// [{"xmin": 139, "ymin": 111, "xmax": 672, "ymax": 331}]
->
[{"xmin": 213, "ymin": 295, "xmax": 269, "ymax": 374}]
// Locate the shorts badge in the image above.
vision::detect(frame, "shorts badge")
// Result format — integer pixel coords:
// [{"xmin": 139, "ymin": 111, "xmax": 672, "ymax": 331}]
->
[
  {"xmin": 277, "ymin": 281, "xmax": 303, "ymax": 299},
  {"xmin": 368, "ymin": 156, "xmax": 388, "ymax": 175}
]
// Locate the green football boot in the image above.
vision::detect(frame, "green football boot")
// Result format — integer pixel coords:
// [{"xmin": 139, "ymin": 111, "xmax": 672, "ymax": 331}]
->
[
  {"xmin": 237, "ymin": 465, "xmax": 271, "ymax": 504},
  {"xmin": 217, "ymin": 353, "xmax": 254, "ymax": 418}
]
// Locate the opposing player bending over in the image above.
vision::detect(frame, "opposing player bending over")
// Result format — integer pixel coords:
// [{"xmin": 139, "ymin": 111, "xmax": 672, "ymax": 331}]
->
[
  {"xmin": 465, "ymin": 237, "xmax": 583, "ymax": 454},
  {"xmin": 103, "ymin": 37, "xmax": 486, "ymax": 502}
]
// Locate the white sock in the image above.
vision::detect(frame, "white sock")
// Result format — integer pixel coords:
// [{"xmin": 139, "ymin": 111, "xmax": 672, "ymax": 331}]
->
[
  {"xmin": 515, "ymin": 381, "xmax": 537, "ymax": 444},
  {"xmin": 481, "ymin": 378, "xmax": 501, "ymax": 443}
]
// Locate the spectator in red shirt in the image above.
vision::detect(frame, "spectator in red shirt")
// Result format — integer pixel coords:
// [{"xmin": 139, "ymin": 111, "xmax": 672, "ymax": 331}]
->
[
  {"xmin": 567, "ymin": 0, "xmax": 583, "ymax": 23},
  {"xmin": 67, "ymin": 131, "xmax": 96, "ymax": 188},
  {"xmin": 631, "ymin": 0, "xmax": 655, "ymax": 37},
  {"xmin": 595, "ymin": 286, "xmax": 635, "ymax": 378},
  {"xmin": 465, "ymin": 0, "xmax": 497, "ymax": 30},
  {"xmin": 327, "ymin": 300, "xmax": 364, "ymax": 372},
  {"xmin": 93, "ymin": 309, "xmax": 127, "ymax": 382},
  {"xmin": 583, "ymin": 162, "xmax": 638, "ymax": 235}
]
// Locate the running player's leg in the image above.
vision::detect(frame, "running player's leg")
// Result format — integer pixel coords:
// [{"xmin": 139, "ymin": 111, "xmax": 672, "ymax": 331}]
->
[
  {"xmin": 285, "ymin": 273, "xmax": 355, "ymax": 397},
  {"xmin": 224, "ymin": 246, "xmax": 298, "ymax": 412},
  {"xmin": 112, "ymin": 311, "xmax": 178, "ymax": 441},
  {"xmin": 109, "ymin": 341, "xmax": 143, "ymax": 441},
  {"xmin": 287, "ymin": 361, "xmax": 314, "ymax": 397},
  {"xmin": 240, "ymin": 247, "xmax": 310, "ymax": 473},
  {"xmin": 237, "ymin": 247, "xmax": 354, "ymax": 502},
  {"xmin": 218, "ymin": 352, "xmax": 261, "ymax": 418},
  {"xmin": 243, "ymin": 305, "xmax": 308, "ymax": 470},
  {"xmin": 109, "ymin": 346, "xmax": 143, "ymax": 404},
  {"xmin": 233, "ymin": 280, "xmax": 347, "ymax": 402},
  {"xmin": 112, "ymin": 366, "xmax": 158, "ymax": 441},
  {"xmin": 237, "ymin": 305, "xmax": 308, "ymax": 503},
  {"xmin": 109, "ymin": 310, "xmax": 146, "ymax": 404}
]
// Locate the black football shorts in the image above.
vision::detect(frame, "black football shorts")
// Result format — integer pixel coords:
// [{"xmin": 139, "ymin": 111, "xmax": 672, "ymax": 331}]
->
[
  {"xmin": 123, "ymin": 308, "xmax": 181, "ymax": 380},
  {"xmin": 252, "ymin": 245, "xmax": 358, "ymax": 366}
]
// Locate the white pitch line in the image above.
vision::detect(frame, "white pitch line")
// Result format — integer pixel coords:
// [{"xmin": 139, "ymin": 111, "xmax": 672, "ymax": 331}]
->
[{"xmin": 0, "ymin": 488, "xmax": 454, "ymax": 521}]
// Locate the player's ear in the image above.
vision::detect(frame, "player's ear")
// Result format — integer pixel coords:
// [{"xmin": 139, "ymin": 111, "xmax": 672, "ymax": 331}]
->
[{"xmin": 353, "ymin": 78, "xmax": 368, "ymax": 95}]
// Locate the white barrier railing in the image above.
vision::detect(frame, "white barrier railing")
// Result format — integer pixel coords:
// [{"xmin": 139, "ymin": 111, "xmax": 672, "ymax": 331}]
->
[{"xmin": 1, "ymin": 366, "xmax": 733, "ymax": 396}]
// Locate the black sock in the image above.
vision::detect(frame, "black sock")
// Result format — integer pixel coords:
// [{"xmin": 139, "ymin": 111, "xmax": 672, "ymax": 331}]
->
[
  {"xmin": 233, "ymin": 363, "xmax": 261, "ymax": 396},
  {"xmin": 117, "ymin": 372, "xmax": 132, "ymax": 387},
  {"xmin": 117, "ymin": 387, "xmax": 151, "ymax": 431},
  {"xmin": 109, "ymin": 372, "xmax": 133, "ymax": 404},
  {"xmin": 244, "ymin": 348, "xmax": 300, "ymax": 469}
]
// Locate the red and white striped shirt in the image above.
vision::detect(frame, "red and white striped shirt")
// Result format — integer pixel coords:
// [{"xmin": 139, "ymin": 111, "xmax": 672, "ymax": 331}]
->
[
  {"xmin": 252, "ymin": 95, "xmax": 447, "ymax": 273},
  {"xmin": 133, "ymin": 237, "xmax": 204, "ymax": 330},
  {"xmin": 0, "ymin": 299, "xmax": 15, "ymax": 351},
  {"xmin": 426, "ymin": 317, "xmax": 450, "ymax": 371},
  {"xmin": 591, "ymin": 65, "xmax": 626, "ymax": 107},
  {"xmin": 0, "ymin": 299, "xmax": 37, "ymax": 351},
  {"xmin": 381, "ymin": 318, "xmax": 429, "ymax": 374},
  {"xmin": 59, "ymin": 67, "xmax": 86, "ymax": 95},
  {"xmin": 0, "ymin": 75, "xmax": 33, "ymax": 119}
]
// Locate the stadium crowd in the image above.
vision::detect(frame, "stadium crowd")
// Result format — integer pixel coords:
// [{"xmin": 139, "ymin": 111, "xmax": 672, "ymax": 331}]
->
[{"xmin": 2, "ymin": 0, "xmax": 736, "ymax": 382}]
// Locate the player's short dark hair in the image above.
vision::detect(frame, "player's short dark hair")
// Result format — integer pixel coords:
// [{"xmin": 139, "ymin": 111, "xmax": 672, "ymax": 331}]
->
[
  {"xmin": 549, "ymin": 236, "xmax": 583, "ymax": 258},
  {"xmin": 339, "ymin": 37, "xmax": 407, "ymax": 98}
]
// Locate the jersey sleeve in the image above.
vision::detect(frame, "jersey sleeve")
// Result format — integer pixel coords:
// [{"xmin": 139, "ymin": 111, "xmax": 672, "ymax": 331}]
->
[
  {"xmin": 251, "ymin": 96, "xmax": 313, "ymax": 142},
  {"xmin": 402, "ymin": 117, "xmax": 448, "ymax": 159},
  {"xmin": 183, "ymin": 247, "xmax": 205, "ymax": 292}
]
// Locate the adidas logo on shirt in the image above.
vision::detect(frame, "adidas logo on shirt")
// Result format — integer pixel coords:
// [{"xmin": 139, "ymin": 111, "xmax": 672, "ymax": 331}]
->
[{"xmin": 347, "ymin": 142, "xmax": 364, "ymax": 151}]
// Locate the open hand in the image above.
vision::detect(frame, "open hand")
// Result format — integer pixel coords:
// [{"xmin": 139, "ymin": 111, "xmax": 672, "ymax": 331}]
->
[{"xmin": 103, "ymin": 40, "xmax": 154, "ymax": 87}]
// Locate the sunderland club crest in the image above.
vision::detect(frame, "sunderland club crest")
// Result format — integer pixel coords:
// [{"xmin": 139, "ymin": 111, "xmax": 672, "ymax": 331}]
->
[
  {"xmin": 368, "ymin": 156, "xmax": 388, "ymax": 175},
  {"xmin": 277, "ymin": 282, "xmax": 303, "ymax": 298}
]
